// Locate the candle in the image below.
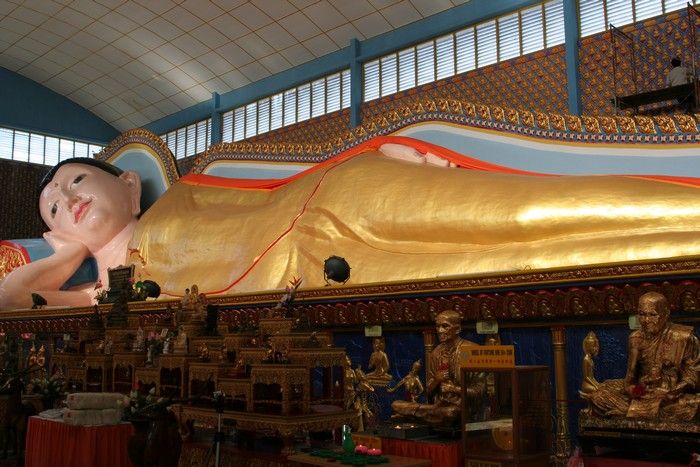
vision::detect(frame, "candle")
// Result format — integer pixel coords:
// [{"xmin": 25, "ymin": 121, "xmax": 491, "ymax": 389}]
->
[
  {"xmin": 367, "ymin": 448, "xmax": 382, "ymax": 456},
  {"xmin": 355, "ymin": 444, "xmax": 368, "ymax": 455}
]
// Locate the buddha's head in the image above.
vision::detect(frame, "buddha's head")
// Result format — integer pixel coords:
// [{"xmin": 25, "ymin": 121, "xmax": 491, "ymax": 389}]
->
[
  {"xmin": 582, "ymin": 331, "xmax": 599, "ymax": 357},
  {"xmin": 39, "ymin": 158, "xmax": 141, "ymax": 253}
]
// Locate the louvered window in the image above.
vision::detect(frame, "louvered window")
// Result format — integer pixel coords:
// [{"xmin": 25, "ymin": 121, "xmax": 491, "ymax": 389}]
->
[
  {"xmin": 364, "ymin": 60, "xmax": 380, "ymax": 101},
  {"xmin": 258, "ymin": 98, "xmax": 270, "ymax": 133},
  {"xmin": 270, "ymin": 93, "xmax": 283, "ymax": 131},
  {"xmin": 13, "ymin": 131, "xmax": 29, "ymax": 162},
  {"xmin": 233, "ymin": 107, "xmax": 245, "ymax": 142},
  {"xmin": 638, "ymin": 0, "xmax": 663, "ymax": 19},
  {"xmin": 435, "ymin": 34, "xmax": 455, "ymax": 80},
  {"xmin": 455, "ymin": 27, "xmax": 476, "ymax": 73},
  {"xmin": 580, "ymin": 0, "xmax": 606, "ymax": 36},
  {"xmin": 578, "ymin": 0, "xmax": 692, "ymax": 37},
  {"xmin": 195, "ymin": 119, "xmax": 208, "ymax": 154},
  {"xmin": 477, "ymin": 20, "xmax": 497, "ymax": 67},
  {"xmin": 311, "ymin": 78, "xmax": 325, "ymax": 117},
  {"xmin": 59, "ymin": 138, "xmax": 74, "ymax": 162},
  {"xmin": 185, "ymin": 124, "xmax": 196, "ymax": 157},
  {"xmin": 0, "ymin": 127, "xmax": 101, "ymax": 166},
  {"xmin": 521, "ymin": 5, "xmax": 544, "ymax": 55},
  {"xmin": 283, "ymin": 90, "xmax": 296, "ymax": 127},
  {"xmin": 297, "ymin": 85, "xmax": 311, "ymax": 122},
  {"xmin": 0, "ymin": 128, "xmax": 12, "ymax": 160},
  {"xmin": 327, "ymin": 73, "xmax": 341, "ymax": 112},
  {"xmin": 246, "ymin": 103, "xmax": 258, "ymax": 138},
  {"xmin": 175, "ymin": 128, "xmax": 185, "ymax": 158},
  {"xmin": 416, "ymin": 41, "xmax": 435, "ymax": 85},
  {"xmin": 662, "ymin": 0, "xmax": 685, "ymax": 13},
  {"xmin": 544, "ymin": 0, "xmax": 565, "ymax": 46},
  {"xmin": 341, "ymin": 70, "xmax": 351, "ymax": 108},
  {"xmin": 498, "ymin": 13, "xmax": 520, "ymax": 61},
  {"xmin": 45, "ymin": 137, "xmax": 60, "ymax": 166},
  {"xmin": 221, "ymin": 111, "xmax": 233, "ymax": 143},
  {"xmin": 29, "ymin": 133, "xmax": 44, "ymax": 164},
  {"xmin": 74, "ymin": 141, "xmax": 88, "ymax": 159},
  {"xmin": 381, "ymin": 54, "xmax": 398, "ymax": 96},
  {"xmin": 89, "ymin": 144, "xmax": 102, "ymax": 158},
  {"xmin": 607, "ymin": 0, "xmax": 633, "ymax": 26},
  {"xmin": 398, "ymin": 47, "xmax": 416, "ymax": 91}
]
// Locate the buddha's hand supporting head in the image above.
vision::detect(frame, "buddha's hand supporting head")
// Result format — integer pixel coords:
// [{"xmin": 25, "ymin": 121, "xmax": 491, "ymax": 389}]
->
[{"xmin": 39, "ymin": 159, "xmax": 141, "ymax": 253}]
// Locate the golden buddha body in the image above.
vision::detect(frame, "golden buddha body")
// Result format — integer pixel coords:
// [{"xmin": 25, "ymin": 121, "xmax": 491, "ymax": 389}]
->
[
  {"xmin": 4, "ymin": 140, "xmax": 700, "ymax": 309},
  {"xmin": 130, "ymin": 146, "xmax": 700, "ymax": 297}
]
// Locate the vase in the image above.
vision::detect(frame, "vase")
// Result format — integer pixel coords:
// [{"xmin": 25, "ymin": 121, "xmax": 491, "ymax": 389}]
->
[
  {"xmin": 341, "ymin": 425, "xmax": 355, "ymax": 454},
  {"xmin": 127, "ymin": 417, "xmax": 150, "ymax": 467}
]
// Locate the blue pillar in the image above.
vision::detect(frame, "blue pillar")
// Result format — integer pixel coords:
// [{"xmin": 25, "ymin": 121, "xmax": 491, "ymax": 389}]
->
[
  {"xmin": 210, "ymin": 92, "xmax": 222, "ymax": 145},
  {"xmin": 350, "ymin": 39, "xmax": 362, "ymax": 128},
  {"xmin": 563, "ymin": 0, "xmax": 582, "ymax": 115}
]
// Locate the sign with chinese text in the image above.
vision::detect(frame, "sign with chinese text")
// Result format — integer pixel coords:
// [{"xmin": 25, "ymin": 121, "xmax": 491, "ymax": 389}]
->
[{"xmin": 459, "ymin": 344, "xmax": 515, "ymax": 368}]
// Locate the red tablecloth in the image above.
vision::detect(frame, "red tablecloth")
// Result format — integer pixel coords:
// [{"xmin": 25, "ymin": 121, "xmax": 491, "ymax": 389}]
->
[
  {"xmin": 25, "ymin": 416, "xmax": 134, "ymax": 467},
  {"xmin": 381, "ymin": 436, "xmax": 463, "ymax": 466}
]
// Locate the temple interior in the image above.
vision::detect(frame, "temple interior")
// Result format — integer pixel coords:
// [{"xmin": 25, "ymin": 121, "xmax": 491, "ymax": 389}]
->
[{"xmin": 0, "ymin": 1, "xmax": 699, "ymax": 466}]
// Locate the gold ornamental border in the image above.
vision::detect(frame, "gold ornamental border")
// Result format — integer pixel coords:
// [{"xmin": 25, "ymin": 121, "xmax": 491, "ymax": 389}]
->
[
  {"xmin": 1, "ymin": 255, "xmax": 699, "ymax": 331},
  {"xmin": 190, "ymin": 100, "xmax": 700, "ymax": 171}
]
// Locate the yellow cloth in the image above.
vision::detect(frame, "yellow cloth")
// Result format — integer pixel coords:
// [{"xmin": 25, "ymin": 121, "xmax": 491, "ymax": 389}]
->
[{"xmin": 129, "ymin": 150, "xmax": 700, "ymax": 297}]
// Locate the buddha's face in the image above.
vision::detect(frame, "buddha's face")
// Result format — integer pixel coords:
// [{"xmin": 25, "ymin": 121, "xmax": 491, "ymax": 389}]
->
[
  {"xmin": 638, "ymin": 294, "xmax": 669, "ymax": 336},
  {"xmin": 436, "ymin": 312, "xmax": 460, "ymax": 343},
  {"xmin": 583, "ymin": 335, "xmax": 599, "ymax": 356},
  {"xmin": 39, "ymin": 163, "xmax": 140, "ymax": 252}
]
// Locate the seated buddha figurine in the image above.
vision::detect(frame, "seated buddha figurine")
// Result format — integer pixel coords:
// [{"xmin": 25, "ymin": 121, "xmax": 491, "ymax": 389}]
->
[
  {"xmin": 579, "ymin": 331, "xmax": 601, "ymax": 398},
  {"xmin": 583, "ymin": 292, "xmax": 699, "ymax": 421},
  {"xmin": 391, "ymin": 310, "xmax": 486, "ymax": 426},
  {"xmin": 7, "ymin": 140, "xmax": 700, "ymax": 309},
  {"xmin": 365, "ymin": 337, "xmax": 391, "ymax": 386}
]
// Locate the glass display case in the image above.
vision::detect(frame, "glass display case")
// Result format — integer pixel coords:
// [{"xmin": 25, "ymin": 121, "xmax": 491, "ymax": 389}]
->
[{"xmin": 461, "ymin": 365, "xmax": 551, "ymax": 467}]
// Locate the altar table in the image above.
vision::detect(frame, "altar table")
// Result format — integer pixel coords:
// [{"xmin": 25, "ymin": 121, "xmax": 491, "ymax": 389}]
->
[
  {"xmin": 287, "ymin": 452, "xmax": 431, "ymax": 466},
  {"xmin": 25, "ymin": 416, "xmax": 134, "ymax": 467},
  {"xmin": 380, "ymin": 436, "xmax": 462, "ymax": 466}
]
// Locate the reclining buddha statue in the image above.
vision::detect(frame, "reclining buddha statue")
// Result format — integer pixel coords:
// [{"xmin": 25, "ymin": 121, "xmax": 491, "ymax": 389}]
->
[{"xmin": 2, "ymin": 136, "xmax": 700, "ymax": 309}]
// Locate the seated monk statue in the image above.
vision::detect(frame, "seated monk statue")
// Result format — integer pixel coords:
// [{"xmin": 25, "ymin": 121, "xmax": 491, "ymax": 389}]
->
[
  {"xmin": 8, "ymin": 141, "xmax": 700, "ymax": 308},
  {"xmin": 365, "ymin": 337, "xmax": 391, "ymax": 384},
  {"xmin": 583, "ymin": 292, "xmax": 700, "ymax": 421},
  {"xmin": 392, "ymin": 310, "xmax": 486, "ymax": 426}
]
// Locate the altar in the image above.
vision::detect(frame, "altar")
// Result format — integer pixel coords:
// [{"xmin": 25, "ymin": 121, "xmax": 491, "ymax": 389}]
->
[{"xmin": 25, "ymin": 416, "xmax": 133, "ymax": 467}]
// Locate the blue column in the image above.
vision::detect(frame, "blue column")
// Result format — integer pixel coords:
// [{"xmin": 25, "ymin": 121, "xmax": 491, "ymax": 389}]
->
[
  {"xmin": 563, "ymin": 0, "xmax": 582, "ymax": 115},
  {"xmin": 210, "ymin": 92, "xmax": 222, "ymax": 145},
  {"xmin": 350, "ymin": 39, "xmax": 362, "ymax": 128}
]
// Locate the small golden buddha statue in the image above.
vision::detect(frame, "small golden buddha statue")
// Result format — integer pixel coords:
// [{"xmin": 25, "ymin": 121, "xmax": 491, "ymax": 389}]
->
[
  {"xmin": 365, "ymin": 337, "xmax": 391, "ymax": 386},
  {"xmin": 579, "ymin": 331, "xmax": 600, "ymax": 397}
]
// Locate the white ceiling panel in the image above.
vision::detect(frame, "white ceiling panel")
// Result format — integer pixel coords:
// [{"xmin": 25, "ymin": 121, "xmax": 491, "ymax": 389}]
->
[{"xmin": 0, "ymin": 0, "xmax": 467, "ymax": 131}]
